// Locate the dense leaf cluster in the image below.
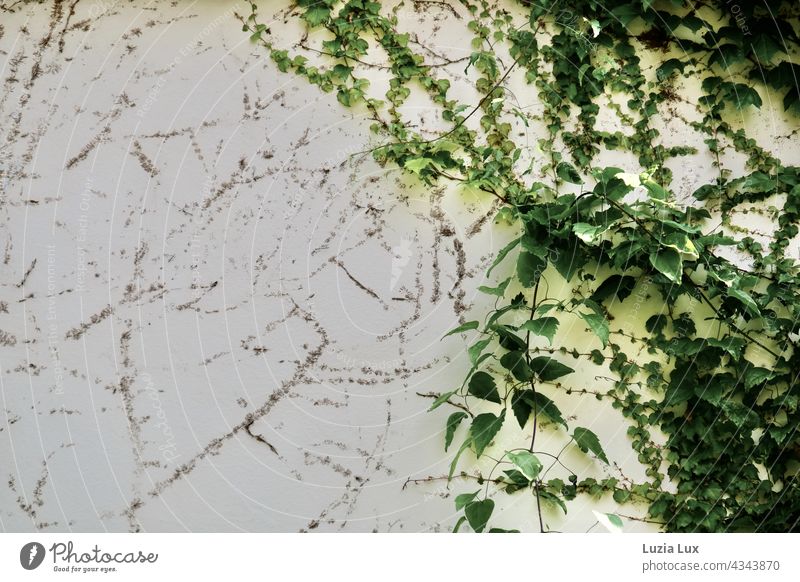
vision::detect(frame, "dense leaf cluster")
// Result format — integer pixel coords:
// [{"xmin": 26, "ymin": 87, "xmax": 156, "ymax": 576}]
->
[{"xmin": 243, "ymin": 0, "xmax": 800, "ymax": 532}]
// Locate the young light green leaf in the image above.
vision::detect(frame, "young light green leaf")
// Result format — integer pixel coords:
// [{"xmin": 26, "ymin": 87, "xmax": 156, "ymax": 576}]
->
[
  {"xmin": 478, "ymin": 278, "xmax": 510, "ymax": 297},
  {"xmin": 573, "ymin": 223, "xmax": 608, "ymax": 245},
  {"xmin": 404, "ymin": 157, "xmax": 432, "ymax": 174},
  {"xmin": 572, "ymin": 427, "xmax": 609, "ymax": 463},
  {"xmin": 428, "ymin": 389, "xmax": 457, "ymax": 411},
  {"xmin": 487, "ymin": 237, "xmax": 520, "ymax": 276},
  {"xmin": 592, "ymin": 510, "xmax": 624, "ymax": 533},
  {"xmin": 468, "ymin": 338, "xmax": 493, "ymax": 365}
]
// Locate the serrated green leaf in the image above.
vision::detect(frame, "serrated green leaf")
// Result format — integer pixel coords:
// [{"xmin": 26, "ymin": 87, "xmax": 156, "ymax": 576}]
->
[
  {"xmin": 470, "ymin": 410, "xmax": 506, "ymax": 457},
  {"xmin": 302, "ymin": 6, "xmax": 331, "ymax": 27},
  {"xmin": 468, "ymin": 371, "xmax": 501, "ymax": 403},
  {"xmin": 538, "ymin": 490, "xmax": 567, "ymax": 514},
  {"xmin": 468, "ymin": 338, "xmax": 492, "ymax": 365},
  {"xmin": 572, "ymin": 427, "xmax": 609, "ymax": 463},
  {"xmin": 745, "ymin": 366, "xmax": 773, "ymax": 390},
  {"xmin": 519, "ymin": 317, "xmax": 559, "ymax": 344},
  {"xmin": 448, "ymin": 439, "xmax": 472, "ymax": 480},
  {"xmin": 525, "ymin": 391, "xmax": 567, "ymax": 427},
  {"xmin": 573, "ymin": 223, "xmax": 608, "ymax": 245},
  {"xmin": 530, "ymin": 356, "xmax": 574, "ymax": 382},
  {"xmin": 500, "ymin": 350, "xmax": 533, "ymax": 382}
]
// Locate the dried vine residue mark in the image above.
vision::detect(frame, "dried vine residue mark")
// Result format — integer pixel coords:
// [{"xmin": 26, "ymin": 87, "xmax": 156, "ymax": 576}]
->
[
  {"xmin": 65, "ymin": 305, "xmax": 113, "ymax": 340},
  {"xmin": 8, "ymin": 454, "xmax": 58, "ymax": 529},
  {"xmin": 330, "ymin": 257, "xmax": 387, "ymax": 309},
  {"xmin": 0, "ymin": 328, "xmax": 17, "ymax": 346},
  {"xmin": 300, "ymin": 402, "xmax": 393, "ymax": 532},
  {"xmin": 124, "ymin": 498, "xmax": 143, "ymax": 533},
  {"xmin": 465, "ymin": 199, "xmax": 501, "ymax": 238},
  {"xmin": 16, "ymin": 258, "xmax": 36, "ymax": 288},
  {"xmin": 131, "ymin": 140, "xmax": 159, "ymax": 177},
  {"xmin": 65, "ymin": 126, "xmax": 112, "ymax": 169},
  {"xmin": 449, "ymin": 238, "xmax": 468, "ymax": 317},
  {"xmin": 144, "ymin": 300, "xmax": 329, "ymax": 500},
  {"xmin": 244, "ymin": 419, "xmax": 279, "ymax": 455}
]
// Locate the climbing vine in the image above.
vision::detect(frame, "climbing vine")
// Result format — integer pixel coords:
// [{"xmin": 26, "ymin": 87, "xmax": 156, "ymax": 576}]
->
[{"xmin": 242, "ymin": 0, "xmax": 800, "ymax": 532}]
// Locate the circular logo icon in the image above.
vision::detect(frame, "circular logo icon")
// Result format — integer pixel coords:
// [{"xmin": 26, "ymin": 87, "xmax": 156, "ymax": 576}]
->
[{"xmin": 20, "ymin": 542, "xmax": 46, "ymax": 570}]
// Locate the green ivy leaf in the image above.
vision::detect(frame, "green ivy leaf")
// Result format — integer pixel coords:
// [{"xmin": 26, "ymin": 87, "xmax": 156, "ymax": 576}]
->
[
  {"xmin": 404, "ymin": 157, "xmax": 432, "ymax": 174},
  {"xmin": 529, "ymin": 356, "xmax": 574, "ymax": 382},
  {"xmin": 468, "ymin": 371, "xmax": 501, "ymax": 403},
  {"xmin": 579, "ymin": 311, "xmax": 609, "ymax": 347},
  {"xmin": 448, "ymin": 439, "xmax": 472, "ymax": 480},
  {"xmin": 556, "ymin": 161, "xmax": 583, "ymax": 184},
  {"xmin": 517, "ymin": 251, "xmax": 546, "ymax": 287},
  {"xmin": 443, "ymin": 320, "xmax": 479, "ymax": 338},
  {"xmin": 487, "ymin": 238, "xmax": 520, "ymax": 276},
  {"xmin": 507, "ymin": 450, "xmax": 542, "ymax": 480},
  {"xmin": 730, "ymin": 84, "xmax": 762, "ymax": 109},
  {"xmin": 727, "ymin": 288, "xmax": 760, "ymax": 317},
  {"xmin": 500, "ymin": 351, "xmax": 533, "ymax": 382},
  {"xmin": 470, "ymin": 410, "xmax": 506, "ymax": 457},
  {"xmin": 302, "ymin": 6, "xmax": 331, "ymax": 27},
  {"xmin": 428, "ymin": 389, "xmax": 457, "ymax": 411},
  {"xmin": 519, "ymin": 317, "xmax": 559, "ymax": 344},
  {"xmin": 573, "ymin": 223, "xmax": 608, "ymax": 245},
  {"xmin": 744, "ymin": 366, "xmax": 773, "ymax": 390},
  {"xmin": 478, "ymin": 278, "xmax": 510, "ymax": 296},
  {"xmin": 465, "ymin": 498, "xmax": 494, "ymax": 532},
  {"xmin": 468, "ymin": 338, "xmax": 493, "ymax": 365},
  {"xmin": 649, "ymin": 248, "xmax": 683, "ymax": 282},
  {"xmin": 750, "ymin": 34, "xmax": 783, "ymax": 64},
  {"xmin": 537, "ymin": 490, "xmax": 567, "ymax": 514},
  {"xmin": 445, "ymin": 412, "xmax": 468, "ymax": 451},
  {"xmin": 526, "ymin": 391, "xmax": 567, "ymax": 427},
  {"xmin": 572, "ymin": 427, "xmax": 609, "ymax": 463},
  {"xmin": 455, "ymin": 490, "xmax": 480, "ymax": 510}
]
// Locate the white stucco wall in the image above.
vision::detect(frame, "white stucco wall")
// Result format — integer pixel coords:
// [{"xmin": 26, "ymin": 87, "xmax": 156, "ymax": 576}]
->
[{"xmin": 0, "ymin": 0, "xmax": 795, "ymax": 532}]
